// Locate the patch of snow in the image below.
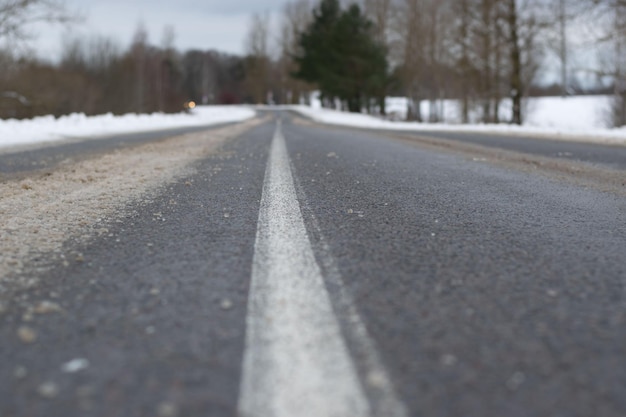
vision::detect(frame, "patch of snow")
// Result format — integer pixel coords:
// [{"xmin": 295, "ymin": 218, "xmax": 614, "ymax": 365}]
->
[
  {"xmin": 288, "ymin": 95, "xmax": 626, "ymax": 146},
  {"xmin": 524, "ymin": 96, "xmax": 610, "ymax": 129},
  {"xmin": 3, "ymin": 97, "xmax": 624, "ymax": 148},
  {"xmin": 0, "ymin": 105, "xmax": 256, "ymax": 150},
  {"xmin": 380, "ymin": 96, "xmax": 611, "ymax": 130}
]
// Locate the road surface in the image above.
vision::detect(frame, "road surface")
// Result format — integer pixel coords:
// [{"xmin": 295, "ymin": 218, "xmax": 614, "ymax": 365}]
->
[{"xmin": 0, "ymin": 111, "xmax": 624, "ymax": 417}]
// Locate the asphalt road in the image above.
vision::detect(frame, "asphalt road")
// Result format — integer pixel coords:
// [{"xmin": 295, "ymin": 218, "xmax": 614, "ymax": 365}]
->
[
  {"xmin": 1, "ymin": 112, "xmax": 625, "ymax": 417},
  {"xmin": 390, "ymin": 129, "xmax": 626, "ymax": 170}
]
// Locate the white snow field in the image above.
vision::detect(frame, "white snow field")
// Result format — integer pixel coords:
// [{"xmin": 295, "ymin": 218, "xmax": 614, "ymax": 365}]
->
[
  {"xmin": 293, "ymin": 95, "xmax": 626, "ymax": 146},
  {"xmin": 0, "ymin": 105, "xmax": 256, "ymax": 150},
  {"xmin": 1, "ymin": 96, "xmax": 625, "ymax": 149}
]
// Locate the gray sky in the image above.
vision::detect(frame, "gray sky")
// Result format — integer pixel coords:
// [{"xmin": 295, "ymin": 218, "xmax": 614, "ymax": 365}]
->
[{"xmin": 32, "ymin": 0, "xmax": 286, "ymax": 60}]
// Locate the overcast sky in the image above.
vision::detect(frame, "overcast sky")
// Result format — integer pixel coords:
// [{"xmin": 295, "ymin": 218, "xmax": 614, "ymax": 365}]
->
[{"xmin": 32, "ymin": 0, "xmax": 287, "ymax": 60}]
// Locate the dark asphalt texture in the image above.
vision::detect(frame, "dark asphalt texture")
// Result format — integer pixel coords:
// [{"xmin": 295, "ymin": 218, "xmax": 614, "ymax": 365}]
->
[
  {"xmin": 398, "ymin": 129, "xmax": 626, "ymax": 170},
  {"xmin": 303, "ymin": 119, "xmax": 625, "ymax": 170},
  {"xmin": 1, "ymin": 112, "xmax": 625, "ymax": 416}
]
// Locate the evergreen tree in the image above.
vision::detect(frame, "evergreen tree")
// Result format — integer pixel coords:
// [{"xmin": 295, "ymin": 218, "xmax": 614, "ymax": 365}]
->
[
  {"xmin": 293, "ymin": 0, "xmax": 341, "ymax": 105},
  {"xmin": 293, "ymin": 0, "xmax": 389, "ymax": 113}
]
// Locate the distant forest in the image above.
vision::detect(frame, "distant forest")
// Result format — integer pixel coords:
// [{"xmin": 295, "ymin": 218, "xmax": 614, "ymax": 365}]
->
[
  {"xmin": 0, "ymin": 26, "xmax": 251, "ymax": 119},
  {"xmin": 1, "ymin": 0, "xmax": 625, "ymax": 126}
]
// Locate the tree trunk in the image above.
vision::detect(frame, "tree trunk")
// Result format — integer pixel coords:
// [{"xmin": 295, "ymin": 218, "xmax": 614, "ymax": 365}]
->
[
  {"xmin": 415, "ymin": 81, "xmax": 424, "ymax": 121},
  {"xmin": 481, "ymin": 0, "xmax": 493, "ymax": 123},
  {"xmin": 379, "ymin": 95, "xmax": 386, "ymax": 115},
  {"xmin": 507, "ymin": 0, "xmax": 523, "ymax": 125},
  {"xmin": 459, "ymin": 0, "xmax": 470, "ymax": 124},
  {"xmin": 493, "ymin": 4, "xmax": 503, "ymax": 124},
  {"xmin": 559, "ymin": 0, "xmax": 568, "ymax": 97},
  {"xmin": 406, "ymin": 87, "xmax": 423, "ymax": 122}
]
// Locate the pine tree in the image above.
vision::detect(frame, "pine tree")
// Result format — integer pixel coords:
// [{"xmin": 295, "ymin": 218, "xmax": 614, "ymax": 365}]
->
[{"xmin": 293, "ymin": 0, "xmax": 389, "ymax": 113}]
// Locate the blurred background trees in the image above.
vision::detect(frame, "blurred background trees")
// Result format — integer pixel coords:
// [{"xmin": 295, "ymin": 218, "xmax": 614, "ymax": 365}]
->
[
  {"xmin": 1, "ymin": 0, "xmax": 626, "ymax": 127},
  {"xmin": 0, "ymin": 23, "xmax": 248, "ymax": 118},
  {"xmin": 243, "ymin": 12, "xmax": 271, "ymax": 104},
  {"xmin": 0, "ymin": 0, "xmax": 75, "ymax": 118},
  {"xmin": 0, "ymin": 1, "xmax": 249, "ymax": 118},
  {"xmin": 588, "ymin": 0, "xmax": 626, "ymax": 126}
]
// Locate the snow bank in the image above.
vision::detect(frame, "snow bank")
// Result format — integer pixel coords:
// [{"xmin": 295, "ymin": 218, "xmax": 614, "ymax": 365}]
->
[
  {"xmin": 3, "ymin": 97, "xmax": 625, "ymax": 149},
  {"xmin": 524, "ymin": 96, "xmax": 610, "ymax": 129},
  {"xmin": 291, "ymin": 96, "xmax": 626, "ymax": 146},
  {"xmin": 384, "ymin": 96, "xmax": 612, "ymax": 130},
  {"xmin": 0, "ymin": 105, "xmax": 255, "ymax": 150}
]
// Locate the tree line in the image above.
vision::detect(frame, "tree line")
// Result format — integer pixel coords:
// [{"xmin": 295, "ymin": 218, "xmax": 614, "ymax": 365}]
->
[
  {"xmin": 0, "ymin": 25, "xmax": 252, "ymax": 119},
  {"xmin": 0, "ymin": 1, "xmax": 263, "ymax": 119},
  {"xmin": 1, "ymin": 0, "xmax": 625, "ymax": 126},
  {"xmin": 246, "ymin": 0, "xmax": 626, "ymax": 126}
]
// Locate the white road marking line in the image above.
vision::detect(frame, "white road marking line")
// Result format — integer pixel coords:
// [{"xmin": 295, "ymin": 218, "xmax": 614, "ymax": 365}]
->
[
  {"xmin": 305, "ymin": 220, "xmax": 409, "ymax": 417},
  {"xmin": 238, "ymin": 120, "xmax": 370, "ymax": 417}
]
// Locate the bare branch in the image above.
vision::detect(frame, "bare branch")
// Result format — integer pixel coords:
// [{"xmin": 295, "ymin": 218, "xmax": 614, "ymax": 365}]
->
[{"xmin": 0, "ymin": 0, "xmax": 77, "ymax": 44}]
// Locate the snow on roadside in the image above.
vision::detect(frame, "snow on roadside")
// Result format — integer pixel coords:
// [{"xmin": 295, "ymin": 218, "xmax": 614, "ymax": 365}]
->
[
  {"xmin": 3, "ymin": 97, "xmax": 625, "ymax": 149},
  {"xmin": 290, "ymin": 97, "xmax": 626, "ymax": 146},
  {"xmin": 0, "ymin": 105, "xmax": 256, "ymax": 150},
  {"xmin": 523, "ymin": 96, "xmax": 611, "ymax": 130},
  {"xmin": 385, "ymin": 96, "xmax": 611, "ymax": 130}
]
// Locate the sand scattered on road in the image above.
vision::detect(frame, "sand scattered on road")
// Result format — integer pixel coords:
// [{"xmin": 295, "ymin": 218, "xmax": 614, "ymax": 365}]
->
[{"xmin": 0, "ymin": 118, "xmax": 261, "ymax": 295}]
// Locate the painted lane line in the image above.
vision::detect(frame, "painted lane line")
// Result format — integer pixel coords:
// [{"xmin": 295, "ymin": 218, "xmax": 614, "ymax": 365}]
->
[
  {"xmin": 303, "ymin": 217, "xmax": 409, "ymax": 417},
  {"xmin": 287, "ymin": 123, "xmax": 408, "ymax": 417},
  {"xmin": 238, "ymin": 120, "xmax": 370, "ymax": 417}
]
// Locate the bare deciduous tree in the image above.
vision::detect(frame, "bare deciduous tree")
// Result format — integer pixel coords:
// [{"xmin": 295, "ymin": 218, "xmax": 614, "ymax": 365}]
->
[
  {"xmin": 362, "ymin": 0, "xmax": 392, "ymax": 45},
  {"xmin": 244, "ymin": 12, "xmax": 271, "ymax": 104},
  {"xmin": 392, "ymin": 0, "xmax": 429, "ymax": 121},
  {"xmin": 475, "ymin": 0, "xmax": 506, "ymax": 123},
  {"xmin": 278, "ymin": 0, "xmax": 313, "ymax": 104},
  {"xmin": 454, "ymin": 0, "xmax": 475, "ymax": 123},
  {"xmin": 131, "ymin": 22, "xmax": 148, "ymax": 113},
  {"xmin": 391, "ymin": 0, "xmax": 549, "ymax": 124},
  {"xmin": 0, "ymin": 0, "xmax": 75, "ymax": 43},
  {"xmin": 497, "ymin": 0, "xmax": 547, "ymax": 125},
  {"xmin": 158, "ymin": 25, "xmax": 177, "ymax": 111},
  {"xmin": 424, "ymin": 0, "xmax": 453, "ymax": 122},
  {"xmin": 589, "ymin": 0, "xmax": 626, "ymax": 124}
]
